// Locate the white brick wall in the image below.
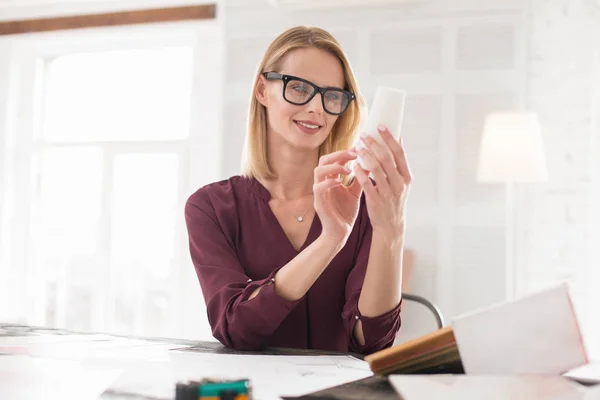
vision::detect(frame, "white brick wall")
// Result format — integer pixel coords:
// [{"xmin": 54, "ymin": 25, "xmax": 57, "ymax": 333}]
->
[
  {"xmin": 523, "ymin": 0, "xmax": 600, "ymax": 357},
  {"xmin": 523, "ymin": 0, "xmax": 595, "ymax": 292}
]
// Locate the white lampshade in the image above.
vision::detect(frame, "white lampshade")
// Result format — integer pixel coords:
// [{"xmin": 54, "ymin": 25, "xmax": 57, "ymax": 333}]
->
[{"xmin": 477, "ymin": 112, "xmax": 548, "ymax": 183}]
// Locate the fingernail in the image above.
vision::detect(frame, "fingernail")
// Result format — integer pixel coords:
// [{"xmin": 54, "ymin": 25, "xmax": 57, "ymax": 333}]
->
[
  {"xmin": 348, "ymin": 150, "xmax": 358, "ymax": 157},
  {"xmin": 377, "ymin": 124, "xmax": 386, "ymax": 132},
  {"xmin": 343, "ymin": 166, "xmax": 352, "ymax": 174},
  {"xmin": 360, "ymin": 132, "xmax": 369, "ymax": 138}
]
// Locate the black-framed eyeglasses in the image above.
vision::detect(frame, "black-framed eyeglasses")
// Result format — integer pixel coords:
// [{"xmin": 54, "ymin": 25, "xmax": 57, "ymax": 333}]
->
[{"xmin": 263, "ymin": 72, "xmax": 355, "ymax": 116}]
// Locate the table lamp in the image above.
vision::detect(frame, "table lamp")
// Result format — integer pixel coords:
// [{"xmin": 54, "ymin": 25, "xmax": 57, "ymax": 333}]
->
[{"xmin": 476, "ymin": 112, "xmax": 548, "ymax": 301}]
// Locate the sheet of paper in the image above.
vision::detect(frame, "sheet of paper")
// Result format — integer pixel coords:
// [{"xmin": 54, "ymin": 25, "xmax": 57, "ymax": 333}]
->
[
  {"xmin": 0, "ymin": 355, "xmax": 121, "ymax": 400},
  {"xmin": 0, "ymin": 334, "xmax": 118, "ymax": 345},
  {"xmin": 1, "ymin": 328, "xmax": 372, "ymax": 399},
  {"xmin": 388, "ymin": 375, "xmax": 591, "ymax": 400},
  {"xmin": 0, "ymin": 337, "xmax": 186, "ymax": 360},
  {"xmin": 452, "ymin": 283, "xmax": 588, "ymax": 375},
  {"xmin": 101, "ymin": 352, "xmax": 372, "ymax": 400}
]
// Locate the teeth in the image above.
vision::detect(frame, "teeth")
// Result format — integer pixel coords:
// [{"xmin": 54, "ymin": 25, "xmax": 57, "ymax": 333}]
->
[{"xmin": 297, "ymin": 121, "xmax": 319, "ymax": 129}]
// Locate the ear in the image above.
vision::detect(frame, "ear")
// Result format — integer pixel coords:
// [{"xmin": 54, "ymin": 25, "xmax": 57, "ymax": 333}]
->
[{"xmin": 255, "ymin": 75, "xmax": 268, "ymax": 107}]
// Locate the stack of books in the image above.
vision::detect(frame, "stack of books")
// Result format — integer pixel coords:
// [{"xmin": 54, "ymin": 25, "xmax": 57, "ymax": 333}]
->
[{"xmin": 365, "ymin": 326, "xmax": 462, "ymax": 375}]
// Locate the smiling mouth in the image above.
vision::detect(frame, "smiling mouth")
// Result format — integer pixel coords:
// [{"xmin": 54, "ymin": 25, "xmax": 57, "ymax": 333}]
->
[{"xmin": 294, "ymin": 120, "xmax": 322, "ymax": 130}]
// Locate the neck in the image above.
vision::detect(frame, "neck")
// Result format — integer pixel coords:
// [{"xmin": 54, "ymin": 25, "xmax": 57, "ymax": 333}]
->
[{"xmin": 262, "ymin": 134, "xmax": 319, "ymax": 201}]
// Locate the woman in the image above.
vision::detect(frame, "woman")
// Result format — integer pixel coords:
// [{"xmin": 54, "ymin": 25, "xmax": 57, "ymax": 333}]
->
[{"xmin": 184, "ymin": 26, "xmax": 411, "ymax": 355}]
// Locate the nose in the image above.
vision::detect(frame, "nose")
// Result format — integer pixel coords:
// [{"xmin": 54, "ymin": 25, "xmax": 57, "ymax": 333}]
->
[{"xmin": 305, "ymin": 91, "xmax": 324, "ymax": 114}]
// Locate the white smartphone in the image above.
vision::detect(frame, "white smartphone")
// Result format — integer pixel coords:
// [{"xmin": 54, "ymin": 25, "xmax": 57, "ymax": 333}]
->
[{"xmin": 355, "ymin": 85, "xmax": 406, "ymax": 170}]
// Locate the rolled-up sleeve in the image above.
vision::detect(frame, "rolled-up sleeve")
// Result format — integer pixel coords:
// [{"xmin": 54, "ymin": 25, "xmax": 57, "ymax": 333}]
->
[
  {"xmin": 185, "ymin": 190, "xmax": 301, "ymax": 350},
  {"xmin": 341, "ymin": 198, "xmax": 402, "ymax": 355}
]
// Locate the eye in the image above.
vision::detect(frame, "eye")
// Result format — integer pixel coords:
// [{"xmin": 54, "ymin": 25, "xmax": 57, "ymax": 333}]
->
[
  {"xmin": 325, "ymin": 91, "xmax": 342, "ymax": 101},
  {"xmin": 291, "ymin": 82, "xmax": 310, "ymax": 93}
]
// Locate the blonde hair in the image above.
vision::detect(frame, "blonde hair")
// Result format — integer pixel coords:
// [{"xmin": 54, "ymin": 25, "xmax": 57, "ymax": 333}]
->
[{"xmin": 241, "ymin": 26, "xmax": 366, "ymax": 180}]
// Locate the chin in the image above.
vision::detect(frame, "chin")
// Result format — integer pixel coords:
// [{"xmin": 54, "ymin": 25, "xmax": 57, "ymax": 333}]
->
[
  {"xmin": 293, "ymin": 131, "xmax": 329, "ymax": 150},
  {"xmin": 286, "ymin": 137, "xmax": 322, "ymax": 152}
]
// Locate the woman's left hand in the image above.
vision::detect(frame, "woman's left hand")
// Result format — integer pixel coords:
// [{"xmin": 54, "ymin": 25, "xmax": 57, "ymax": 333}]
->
[{"xmin": 353, "ymin": 124, "xmax": 412, "ymax": 238}]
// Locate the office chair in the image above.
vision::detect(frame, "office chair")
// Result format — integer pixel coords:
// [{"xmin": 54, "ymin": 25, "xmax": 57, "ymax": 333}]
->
[{"xmin": 402, "ymin": 293, "xmax": 444, "ymax": 329}]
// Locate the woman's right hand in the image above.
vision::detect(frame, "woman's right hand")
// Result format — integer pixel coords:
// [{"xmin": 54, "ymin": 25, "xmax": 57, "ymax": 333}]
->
[{"xmin": 313, "ymin": 150, "xmax": 363, "ymax": 246}]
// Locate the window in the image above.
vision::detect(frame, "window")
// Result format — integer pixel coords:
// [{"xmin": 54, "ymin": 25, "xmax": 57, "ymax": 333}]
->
[
  {"xmin": 32, "ymin": 47, "xmax": 192, "ymax": 337},
  {"xmin": 42, "ymin": 47, "xmax": 193, "ymax": 142},
  {"xmin": 0, "ymin": 24, "xmax": 223, "ymax": 340}
]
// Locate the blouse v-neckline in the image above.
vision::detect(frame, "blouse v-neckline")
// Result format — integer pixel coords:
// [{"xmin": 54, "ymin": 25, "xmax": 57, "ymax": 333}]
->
[{"xmin": 248, "ymin": 177, "xmax": 320, "ymax": 254}]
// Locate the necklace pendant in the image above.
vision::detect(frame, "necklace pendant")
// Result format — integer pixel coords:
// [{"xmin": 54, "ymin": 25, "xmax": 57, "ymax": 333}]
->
[{"xmin": 297, "ymin": 216, "xmax": 303, "ymax": 222}]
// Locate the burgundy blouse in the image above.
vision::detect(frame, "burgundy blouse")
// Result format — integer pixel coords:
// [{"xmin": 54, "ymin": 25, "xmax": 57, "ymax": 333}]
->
[{"xmin": 184, "ymin": 175, "xmax": 401, "ymax": 355}]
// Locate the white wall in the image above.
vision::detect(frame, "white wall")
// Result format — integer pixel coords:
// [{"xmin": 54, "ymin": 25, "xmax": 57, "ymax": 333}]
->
[
  {"xmin": 524, "ymin": 0, "xmax": 600, "ymax": 356},
  {"xmin": 0, "ymin": 39, "xmax": 30, "ymax": 322},
  {"xmin": 0, "ymin": 40, "xmax": 12, "ymax": 319},
  {"xmin": 523, "ymin": 0, "xmax": 597, "ymax": 296},
  {"xmin": 0, "ymin": 41, "xmax": 9, "ymax": 243},
  {"xmin": 591, "ymin": 7, "xmax": 600, "ymax": 357}
]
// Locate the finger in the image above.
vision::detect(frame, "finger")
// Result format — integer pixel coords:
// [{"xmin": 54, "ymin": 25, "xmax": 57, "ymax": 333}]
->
[
  {"xmin": 347, "ymin": 173, "xmax": 363, "ymax": 199},
  {"xmin": 353, "ymin": 162, "xmax": 378, "ymax": 201},
  {"xmin": 357, "ymin": 145, "xmax": 393, "ymax": 199},
  {"xmin": 354, "ymin": 142, "xmax": 377, "ymax": 171},
  {"xmin": 314, "ymin": 164, "xmax": 352, "ymax": 183},
  {"xmin": 360, "ymin": 133, "xmax": 403, "ymax": 195},
  {"xmin": 318, "ymin": 149, "xmax": 358, "ymax": 167},
  {"xmin": 379, "ymin": 126, "xmax": 413, "ymax": 183},
  {"xmin": 313, "ymin": 177, "xmax": 342, "ymax": 194}
]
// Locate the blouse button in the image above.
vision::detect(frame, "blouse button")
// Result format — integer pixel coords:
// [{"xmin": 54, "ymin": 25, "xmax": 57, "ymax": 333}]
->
[
  {"xmin": 246, "ymin": 279, "xmax": 252, "ymax": 283},
  {"xmin": 355, "ymin": 315, "xmax": 360, "ymax": 320},
  {"xmin": 270, "ymin": 277, "xmax": 275, "ymax": 284}
]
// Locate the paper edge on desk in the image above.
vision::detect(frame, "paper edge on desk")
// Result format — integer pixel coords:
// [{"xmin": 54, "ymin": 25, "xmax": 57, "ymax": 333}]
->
[
  {"xmin": 563, "ymin": 363, "xmax": 600, "ymax": 385},
  {"xmin": 388, "ymin": 375, "xmax": 593, "ymax": 400},
  {"xmin": 452, "ymin": 283, "xmax": 589, "ymax": 375}
]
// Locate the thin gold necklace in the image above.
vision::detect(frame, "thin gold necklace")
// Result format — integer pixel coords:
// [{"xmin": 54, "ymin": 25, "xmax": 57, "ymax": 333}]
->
[
  {"xmin": 296, "ymin": 195, "xmax": 314, "ymax": 222},
  {"xmin": 296, "ymin": 203, "xmax": 313, "ymax": 222}
]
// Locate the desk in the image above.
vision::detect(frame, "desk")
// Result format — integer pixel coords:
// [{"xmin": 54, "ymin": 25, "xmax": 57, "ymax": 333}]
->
[
  {"xmin": 0, "ymin": 324, "xmax": 394, "ymax": 400},
  {"xmin": 5, "ymin": 324, "xmax": 596, "ymax": 400}
]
